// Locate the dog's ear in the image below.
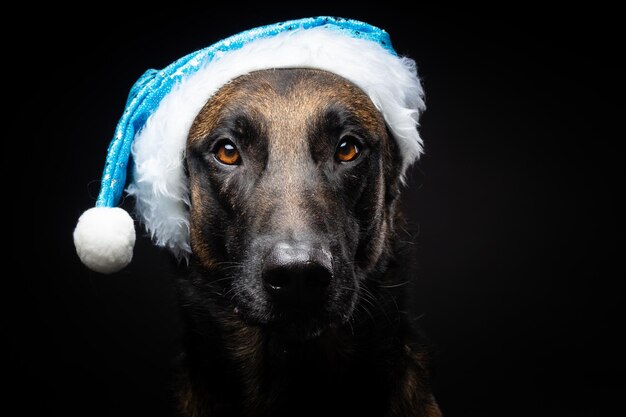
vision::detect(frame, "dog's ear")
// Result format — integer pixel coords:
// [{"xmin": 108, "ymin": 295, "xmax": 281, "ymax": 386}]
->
[
  {"xmin": 181, "ymin": 155, "xmax": 192, "ymax": 218},
  {"xmin": 183, "ymin": 153, "xmax": 190, "ymax": 179},
  {"xmin": 384, "ymin": 125, "xmax": 425, "ymax": 207},
  {"xmin": 384, "ymin": 126, "xmax": 403, "ymax": 207}
]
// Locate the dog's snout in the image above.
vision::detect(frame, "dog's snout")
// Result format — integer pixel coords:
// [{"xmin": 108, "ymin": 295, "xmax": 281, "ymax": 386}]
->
[{"xmin": 262, "ymin": 242, "xmax": 332, "ymax": 309}]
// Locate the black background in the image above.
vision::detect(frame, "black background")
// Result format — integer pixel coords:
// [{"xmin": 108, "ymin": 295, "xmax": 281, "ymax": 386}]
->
[{"xmin": 12, "ymin": 6, "xmax": 623, "ymax": 417}]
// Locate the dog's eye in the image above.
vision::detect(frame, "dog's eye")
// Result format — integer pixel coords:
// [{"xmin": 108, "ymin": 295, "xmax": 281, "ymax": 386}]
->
[
  {"xmin": 213, "ymin": 140, "xmax": 241, "ymax": 165},
  {"xmin": 335, "ymin": 137, "xmax": 361, "ymax": 163}
]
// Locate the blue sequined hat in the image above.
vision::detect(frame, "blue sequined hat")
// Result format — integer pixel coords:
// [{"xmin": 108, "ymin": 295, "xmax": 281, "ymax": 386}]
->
[{"xmin": 73, "ymin": 16, "xmax": 425, "ymax": 274}]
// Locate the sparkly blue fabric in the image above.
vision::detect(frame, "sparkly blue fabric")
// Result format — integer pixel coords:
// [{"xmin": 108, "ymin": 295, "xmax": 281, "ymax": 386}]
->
[{"xmin": 95, "ymin": 17, "xmax": 396, "ymax": 208}]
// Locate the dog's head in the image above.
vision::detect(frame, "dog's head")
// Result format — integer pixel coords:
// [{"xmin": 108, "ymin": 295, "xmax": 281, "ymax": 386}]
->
[{"xmin": 186, "ymin": 69, "xmax": 403, "ymax": 339}]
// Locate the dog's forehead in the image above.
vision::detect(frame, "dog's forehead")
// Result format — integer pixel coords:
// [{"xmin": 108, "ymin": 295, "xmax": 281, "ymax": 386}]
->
[{"xmin": 188, "ymin": 69, "xmax": 386, "ymax": 144}]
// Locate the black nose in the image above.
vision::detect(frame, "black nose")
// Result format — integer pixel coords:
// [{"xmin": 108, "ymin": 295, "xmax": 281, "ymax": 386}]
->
[{"xmin": 262, "ymin": 242, "xmax": 333, "ymax": 310}]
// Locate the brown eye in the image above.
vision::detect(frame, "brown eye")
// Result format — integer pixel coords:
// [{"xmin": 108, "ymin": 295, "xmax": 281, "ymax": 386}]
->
[
  {"xmin": 335, "ymin": 137, "xmax": 361, "ymax": 162},
  {"xmin": 214, "ymin": 140, "xmax": 241, "ymax": 165}
]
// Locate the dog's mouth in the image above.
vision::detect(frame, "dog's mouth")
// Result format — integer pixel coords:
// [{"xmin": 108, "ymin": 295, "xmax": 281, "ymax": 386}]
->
[
  {"xmin": 232, "ymin": 274, "xmax": 357, "ymax": 341},
  {"xmin": 233, "ymin": 299, "xmax": 344, "ymax": 341},
  {"xmin": 266, "ymin": 312, "xmax": 333, "ymax": 341}
]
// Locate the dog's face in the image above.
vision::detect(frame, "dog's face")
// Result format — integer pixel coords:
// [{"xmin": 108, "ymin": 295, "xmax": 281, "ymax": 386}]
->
[{"xmin": 186, "ymin": 69, "xmax": 401, "ymax": 339}]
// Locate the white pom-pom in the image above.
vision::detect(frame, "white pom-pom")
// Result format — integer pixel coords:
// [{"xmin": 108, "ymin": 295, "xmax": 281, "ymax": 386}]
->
[{"xmin": 73, "ymin": 207, "xmax": 136, "ymax": 274}]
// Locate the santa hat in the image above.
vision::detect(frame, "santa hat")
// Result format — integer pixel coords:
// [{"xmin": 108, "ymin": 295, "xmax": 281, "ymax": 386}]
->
[{"xmin": 73, "ymin": 16, "xmax": 425, "ymax": 274}]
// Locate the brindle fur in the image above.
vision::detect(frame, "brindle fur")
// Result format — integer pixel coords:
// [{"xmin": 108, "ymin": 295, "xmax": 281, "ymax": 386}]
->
[{"xmin": 178, "ymin": 69, "xmax": 441, "ymax": 417}]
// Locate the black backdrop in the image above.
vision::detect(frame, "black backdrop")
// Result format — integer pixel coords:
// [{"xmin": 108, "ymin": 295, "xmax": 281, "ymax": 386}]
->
[{"xmin": 12, "ymin": 6, "xmax": 624, "ymax": 417}]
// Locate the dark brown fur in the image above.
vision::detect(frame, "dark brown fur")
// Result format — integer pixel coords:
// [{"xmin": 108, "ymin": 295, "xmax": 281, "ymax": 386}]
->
[{"xmin": 179, "ymin": 69, "xmax": 441, "ymax": 416}]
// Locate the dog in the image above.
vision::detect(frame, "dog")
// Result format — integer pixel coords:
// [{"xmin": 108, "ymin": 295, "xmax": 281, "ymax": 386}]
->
[{"xmin": 176, "ymin": 68, "xmax": 441, "ymax": 417}]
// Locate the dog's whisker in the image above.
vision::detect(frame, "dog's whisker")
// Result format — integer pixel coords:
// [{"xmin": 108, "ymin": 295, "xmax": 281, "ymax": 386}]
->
[
  {"xmin": 362, "ymin": 285, "xmax": 397, "ymax": 325},
  {"xmin": 377, "ymin": 281, "xmax": 409, "ymax": 289},
  {"xmin": 359, "ymin": 303, "xmax": 376, "ymax": 323},
  {"xmin": 219, "ymin": 266, "xmax": 244, "ymax": 273},
  {"xmin": 334, "ymin": 283, "xmax": 376, "ymax": 324},
  {"xmin": 223, "ymin": 286, "xmax": 240, "ymax": 300},
  {"xmin": 374, "ymin": 285, "xmax": 403, "ymax": 316},
  {"xmin": 208, "ymin": 276, "xmax": 236, "ymax": 284},
  {"xmin": 211, "ymin": 262, "xmax": 245, "ymax": 270}
]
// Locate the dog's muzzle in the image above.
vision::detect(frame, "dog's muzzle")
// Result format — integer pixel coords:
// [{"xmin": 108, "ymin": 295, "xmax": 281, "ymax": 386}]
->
[{"xmin": 262, "ymin": 241, "xmax": 333, "ymax": 312}]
